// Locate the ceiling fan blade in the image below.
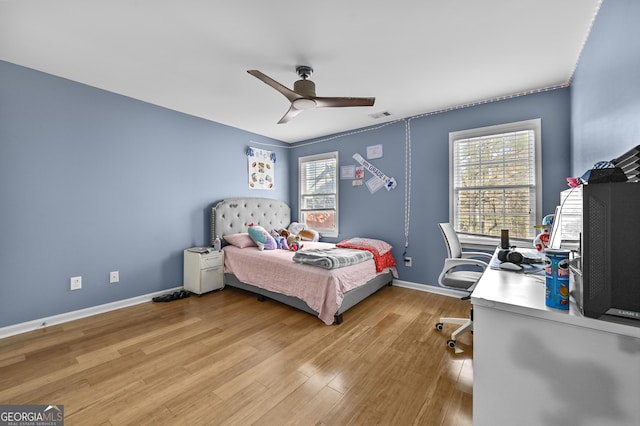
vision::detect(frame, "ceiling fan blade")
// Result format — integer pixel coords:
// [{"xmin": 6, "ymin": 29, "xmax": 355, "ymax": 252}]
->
[
  {"xmin": 247, "ymin": 70, "xmax": 302, "ymax": 103},
  {"xmin": 314, "ymin": 96, "xmax": 376, "ymax": 108},
  {"xmin": 277, "ymin": 105, "xmax": 303, "ymax": 124}
]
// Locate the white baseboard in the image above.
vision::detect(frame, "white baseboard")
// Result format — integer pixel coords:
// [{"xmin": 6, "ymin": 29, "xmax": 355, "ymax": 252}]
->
[
  {"xmin": 392, "ymin": 280, "xmax": 469, "ymax": 298},
  {"xmin": 0, "ymin": 287, "xmax": 183, "ymax": 340},
  {"xmin": 2, "ymin": 282, "xmax": 464, "ymax": 340}
]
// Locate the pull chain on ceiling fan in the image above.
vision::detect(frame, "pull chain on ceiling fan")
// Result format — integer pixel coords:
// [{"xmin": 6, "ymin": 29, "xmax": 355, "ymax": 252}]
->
[{"xmin": 247, "ymin": 66, "xmax": 376, "ymax": 124}]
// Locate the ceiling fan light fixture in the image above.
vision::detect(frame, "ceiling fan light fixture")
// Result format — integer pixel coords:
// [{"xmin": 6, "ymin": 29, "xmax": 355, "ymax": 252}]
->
[
  {"xmin": 292, "ymin": 98, "xmax": 317, "ymax": 110},
  {"xmin": 247, "ymin": 67, "xmax": 375, "ymax": 123}
]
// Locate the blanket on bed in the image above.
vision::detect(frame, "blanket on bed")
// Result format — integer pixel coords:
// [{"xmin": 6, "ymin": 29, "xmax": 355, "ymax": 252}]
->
[{"xmin": 292, "ymin": 247, "xmax": 373, "ymax": 270}]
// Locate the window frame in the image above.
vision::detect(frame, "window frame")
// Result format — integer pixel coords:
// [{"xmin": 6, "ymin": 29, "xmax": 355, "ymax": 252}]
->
[
  {"xmin": 298, "ymin": 151, "xmax": 339, "ymax": 238},
  {"xmin": 449, "ymin": 119, "xmax": 542, "ymax": 247}
]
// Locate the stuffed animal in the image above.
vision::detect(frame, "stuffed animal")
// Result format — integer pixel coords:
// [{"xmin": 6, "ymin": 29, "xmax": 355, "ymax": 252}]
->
[
  {"xmin": 279, "ymin": 236, "xmax": 289, "ymax": 250},
  {"xmin": 248, "ymin": 224, "xmax": 277, "ymax": 251},
  {"xmin": 289, "ymin": 241, "xmax": 303, "ymax": 251},
  {"xmin": 299, "ymin": 228, "xmax": 320, "ymax": 242},
  {"xmin": 270, "ymin": 230, "xmax": 282, "ymax": 247},
  {"xmin": 278, "ymin": 228, "xmax": 290, "ymax": 238},
  {"xmin": 276, "ymin": 235, "xmax": 289, "ymax": 250},
  {"xmin": 287, "ymin": 234, "xmax": 300, "ymax": 247},
  {"xmin": 270, "ymin": 230, "xmax": 290, "ymax": 250}
]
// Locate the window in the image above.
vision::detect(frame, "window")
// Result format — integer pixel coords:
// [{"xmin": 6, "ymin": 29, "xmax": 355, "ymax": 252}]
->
[
  {"xmin": 299, "ymin": 151, "xmax": 339, "ymax": 237},
  {"xmin": 450, "ymin": 119, "xmax": 541, "ymax": 241}
]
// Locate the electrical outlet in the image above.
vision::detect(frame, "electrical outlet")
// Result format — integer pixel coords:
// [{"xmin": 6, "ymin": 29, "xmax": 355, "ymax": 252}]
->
[
  {"xmin": 70, "ymin": 276, "xmax": 82, "ymax": 290},
  {"xmin": 110, "ymin": 271, "xmax": 119, "ymax": 284},
  {"xmin": 404, "ymin": 257, "xmax": 412, "ymax": 267}
]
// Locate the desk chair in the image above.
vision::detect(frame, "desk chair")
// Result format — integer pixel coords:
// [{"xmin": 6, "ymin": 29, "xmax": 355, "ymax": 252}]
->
[{"xmin": 435, "ymin": 223, "xmax": 491, "ymax": 349}]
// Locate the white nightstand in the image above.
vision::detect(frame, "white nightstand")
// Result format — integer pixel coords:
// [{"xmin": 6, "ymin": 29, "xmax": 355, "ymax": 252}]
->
[{"xmin": 183, "ymin": 248, "xmax": 224, "ymax": 295}]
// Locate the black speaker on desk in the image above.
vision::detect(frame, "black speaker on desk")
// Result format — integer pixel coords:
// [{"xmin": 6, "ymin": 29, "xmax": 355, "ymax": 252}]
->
[{"xmin": 582, "ymin": 182, "xmax": 640, "ymax": 322}]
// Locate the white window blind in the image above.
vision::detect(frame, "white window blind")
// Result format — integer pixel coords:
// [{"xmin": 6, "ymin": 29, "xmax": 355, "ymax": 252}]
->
[
  {"xmin": 450, "ymin": 119, "xmax": 541, "ymax": 240},
  {"xmin": 299, "ymin": 151, "xmax": 339, "ymax": 237}
]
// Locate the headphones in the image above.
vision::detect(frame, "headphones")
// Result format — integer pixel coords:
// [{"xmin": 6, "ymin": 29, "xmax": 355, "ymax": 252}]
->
[{"xmin": 497, "ymin": 249, "xmax": 538, "ymax": 265}]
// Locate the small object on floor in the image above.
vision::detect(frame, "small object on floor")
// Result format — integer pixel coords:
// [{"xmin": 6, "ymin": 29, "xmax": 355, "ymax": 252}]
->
[
  {"xmin": 152, "ymin": 294, "xmax": 173, "ymax": 302},
  {"xmin": 152, "ymin": 290, "xmax": 191, "ymax": 302}
]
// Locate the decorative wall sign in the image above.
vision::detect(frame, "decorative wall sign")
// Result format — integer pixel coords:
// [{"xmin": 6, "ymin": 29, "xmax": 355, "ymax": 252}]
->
[
  {"xmin": 366, "ymin": 176, "xmax": 385, "ymax": 193},
  {"xmin": 352, "ymin": 153, "xmax": 397, "ymax": 191},
  {"xmin": 247, "ymin": 147, "xmax": 275, "ymax": 190},
  {"xmin": 366, "ymin": 144, "xmax": 383, "ymax": 159},
  {"xmin": 340, "ymin": 165, "xmax": 355, "ymax": 179}
]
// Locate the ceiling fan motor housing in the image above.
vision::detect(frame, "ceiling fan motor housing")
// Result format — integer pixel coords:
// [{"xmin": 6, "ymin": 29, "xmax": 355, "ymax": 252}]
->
[{"xmin": 293, "ymin": 79, "xmax": 316, "ymax": 97}]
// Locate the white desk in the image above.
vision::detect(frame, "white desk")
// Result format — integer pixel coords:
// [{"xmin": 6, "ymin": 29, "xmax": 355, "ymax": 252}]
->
[{"xmin": 471, "ymin": 249, "xmax": 640, "ymax": 426}]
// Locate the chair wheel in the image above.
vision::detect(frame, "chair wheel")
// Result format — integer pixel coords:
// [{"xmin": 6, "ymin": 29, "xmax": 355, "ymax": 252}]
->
[
  {"xmin": 435, "ymin": 322, "xmax": 443, "ymax": 331},
  {"xmin": 447, "ymin": 339, "xmax": 456, "ymax": 349}
]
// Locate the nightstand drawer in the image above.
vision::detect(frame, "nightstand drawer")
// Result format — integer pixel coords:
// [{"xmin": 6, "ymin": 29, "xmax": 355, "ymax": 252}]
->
[{"xmin": 201, "ymin": 252, "xmax": 223, "ymax": 268}]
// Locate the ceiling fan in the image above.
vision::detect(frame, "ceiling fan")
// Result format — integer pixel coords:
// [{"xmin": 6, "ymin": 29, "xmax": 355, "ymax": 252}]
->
[{"xmin": 247, "ymin": 66, "xmax": 375, "ymax": 124}]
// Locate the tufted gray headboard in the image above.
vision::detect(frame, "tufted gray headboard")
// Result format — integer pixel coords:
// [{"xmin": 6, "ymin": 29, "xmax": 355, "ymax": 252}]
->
[{"xmin": 211, "ymin": 197, "xmax": 291, "ymax": 245}]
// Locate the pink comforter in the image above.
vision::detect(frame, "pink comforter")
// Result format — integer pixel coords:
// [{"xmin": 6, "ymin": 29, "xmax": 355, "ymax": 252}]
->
[{"xmin": 223, "ymin": 242, "xmax": 390, "ymax": 324}]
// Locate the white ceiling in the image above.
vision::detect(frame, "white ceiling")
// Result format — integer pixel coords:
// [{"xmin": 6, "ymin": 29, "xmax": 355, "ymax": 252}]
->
[{"xmin": 0, "ymin": 0, "xmax": 602, "ymax": 143}]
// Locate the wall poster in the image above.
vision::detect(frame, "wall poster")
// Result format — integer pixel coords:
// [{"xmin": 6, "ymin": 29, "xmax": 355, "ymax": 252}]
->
[{"xmin": 247, "ymin": 147, "xmax": 275, "ymax": 189}]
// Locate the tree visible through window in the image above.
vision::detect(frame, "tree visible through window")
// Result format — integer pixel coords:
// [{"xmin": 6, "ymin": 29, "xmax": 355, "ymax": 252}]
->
[
  {"xmin": 299, "ymin": 151, "xmax": 339, "ymax": 237},
  {"xmin": 450, "ymin": 119, "xmax": 541, "ymax": 240}
]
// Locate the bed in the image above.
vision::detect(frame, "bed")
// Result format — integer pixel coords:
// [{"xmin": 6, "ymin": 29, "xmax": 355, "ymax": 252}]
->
[{"xmin": 210, "ymin": 197, "xmax": 397, "ymax": 324}]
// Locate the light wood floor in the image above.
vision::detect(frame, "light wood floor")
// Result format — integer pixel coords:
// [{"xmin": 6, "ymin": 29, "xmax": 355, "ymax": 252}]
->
[{"xmin": 0, "ymin": 285, "xmax": 473, "ymax": 425}]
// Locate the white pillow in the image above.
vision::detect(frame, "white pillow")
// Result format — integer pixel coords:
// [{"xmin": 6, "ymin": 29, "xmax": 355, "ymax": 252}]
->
[{"xmin": 287, "ymin": 222, "xmax": 305, "ymax": 235}]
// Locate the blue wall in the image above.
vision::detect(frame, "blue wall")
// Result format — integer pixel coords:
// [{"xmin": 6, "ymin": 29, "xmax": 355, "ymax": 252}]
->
[
  {"xmin": 0, "ymin": 61, "xmax": 289, "ymax": 327},
  {"xmin": 571, "ymin": 0, "xmax": 640, "ymax": 175},
  {"xmin": 3, "ymin": 0, "xmax": 636, "ymax": 329},
  {"xmin": 290, "ymin": 90, "xmax": 572, "ymax": 286},
  {"xmin": 0, "ymin": 64, "xmax": 573, "ymax": 329}
]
